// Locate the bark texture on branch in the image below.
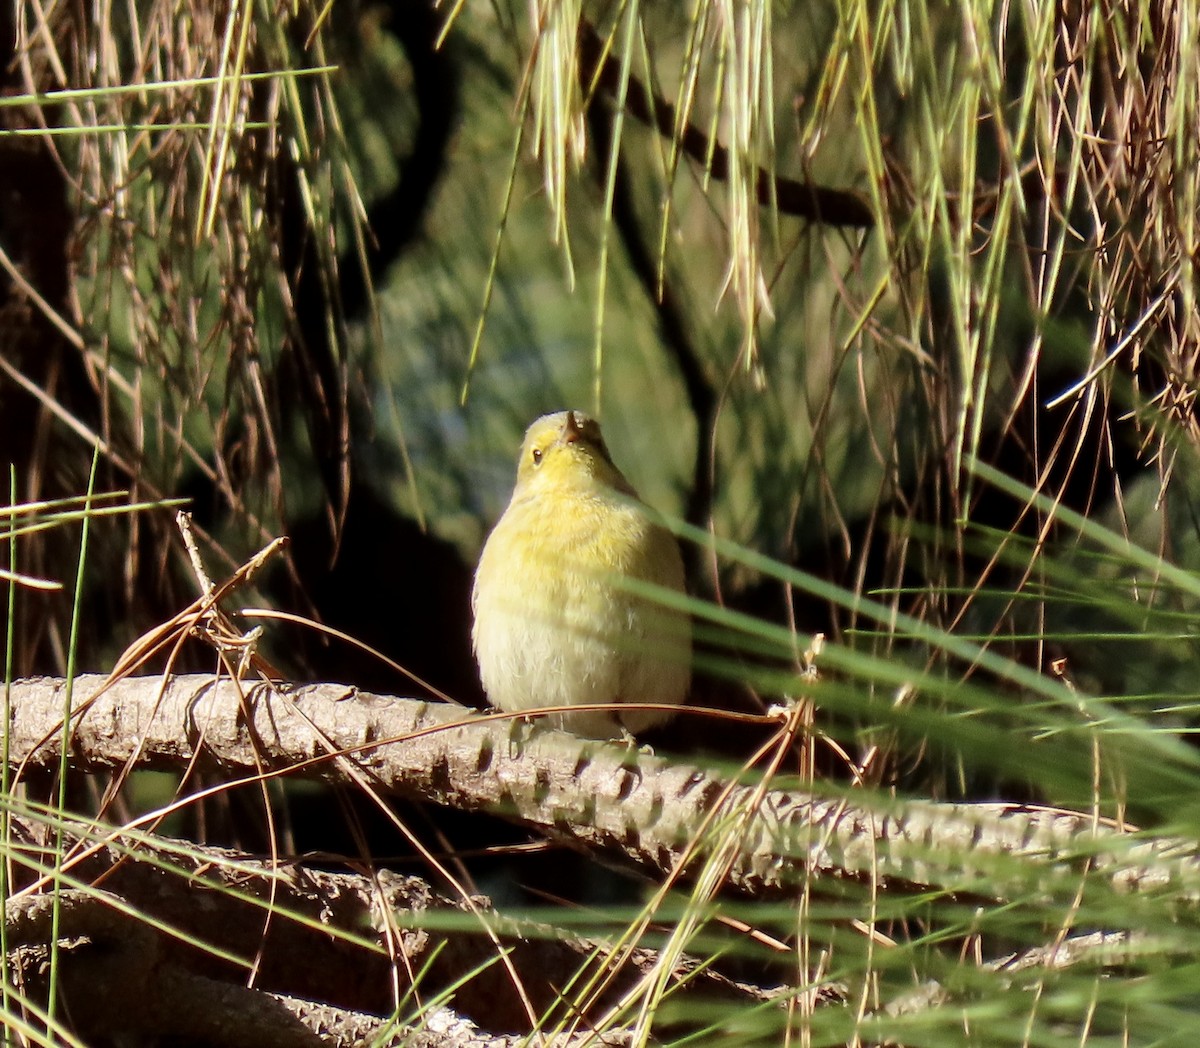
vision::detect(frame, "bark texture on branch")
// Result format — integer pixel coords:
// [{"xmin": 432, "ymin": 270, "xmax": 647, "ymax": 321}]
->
[
  {"xmin": 8, "ymin": 887, "xmax": 592, "ymax": 1047},
  {"xmin": 7, "ymin": 674, "xmax": 1199, "ymax": 902},
  {"xmin": 4, "ymin": 816, "xmax": 771, "ymax": 1040}
]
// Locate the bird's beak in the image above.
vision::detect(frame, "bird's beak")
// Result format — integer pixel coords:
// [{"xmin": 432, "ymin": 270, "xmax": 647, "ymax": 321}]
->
[{"xmin": 562, "ymin": 410, "xmax": 582, "ymax": 445}]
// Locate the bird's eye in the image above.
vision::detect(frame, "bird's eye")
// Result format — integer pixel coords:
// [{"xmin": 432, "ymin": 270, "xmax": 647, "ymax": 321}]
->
[{"xmin": 531, "ymin": 447, "xmax": 543, "ymax": 465}]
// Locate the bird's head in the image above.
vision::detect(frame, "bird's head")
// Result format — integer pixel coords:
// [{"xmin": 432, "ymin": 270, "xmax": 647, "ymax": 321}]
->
[{"xmin": 513, "ymin": 410, "xmax": 636, "ymax": 498}]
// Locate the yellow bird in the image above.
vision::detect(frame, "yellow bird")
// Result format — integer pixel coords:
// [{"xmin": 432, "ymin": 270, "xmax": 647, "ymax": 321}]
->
[{"xmin": 472, "ymin": 410, "xmax": 691, "ymax": 739}]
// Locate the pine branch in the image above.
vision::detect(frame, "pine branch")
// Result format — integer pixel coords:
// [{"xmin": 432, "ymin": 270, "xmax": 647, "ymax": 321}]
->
[
  {"xmin": 6, "ymin": 674, "xmax": 1197, "ymax": 903},
  {"xmin": 2, "ymin": 811, "xmax": 778, "ymax": 1030},
  {"xmin": 8, "ymin": 888, "xmax": 587, "ymax": 1046}
]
